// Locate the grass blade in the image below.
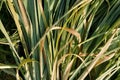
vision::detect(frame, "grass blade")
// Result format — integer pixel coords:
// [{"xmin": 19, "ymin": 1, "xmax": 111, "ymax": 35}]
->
[{"xmin": 78, "ymin": 30, "xmax": 117, "ymax": 80}]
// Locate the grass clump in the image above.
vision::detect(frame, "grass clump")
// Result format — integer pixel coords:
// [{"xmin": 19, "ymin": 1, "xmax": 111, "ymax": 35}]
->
[{"xmin": 0, "ymin": 0, "xmax": 120, "ymax": 80}]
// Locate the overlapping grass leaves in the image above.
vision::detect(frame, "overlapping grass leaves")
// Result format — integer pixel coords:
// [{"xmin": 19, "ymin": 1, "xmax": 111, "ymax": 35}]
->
[{"xmin": 0, "ymin": 0, "xmax": 120, "ymax": 80}]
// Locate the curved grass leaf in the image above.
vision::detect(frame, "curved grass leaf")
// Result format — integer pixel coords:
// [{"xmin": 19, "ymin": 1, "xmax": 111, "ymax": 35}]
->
[
  {"xmin": 78, "ymin": 30, "xmax": 116, "ymax": 80},
  {"xmin": 18, "ymin": 58, "xmax": 36, "ymax": 70}
]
